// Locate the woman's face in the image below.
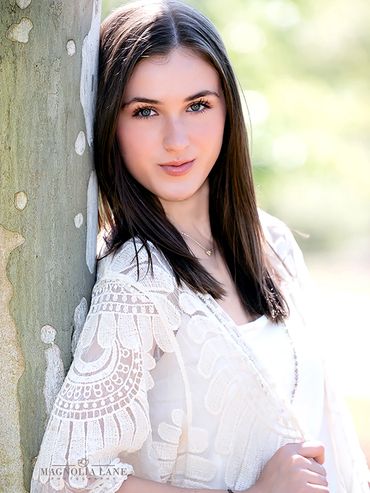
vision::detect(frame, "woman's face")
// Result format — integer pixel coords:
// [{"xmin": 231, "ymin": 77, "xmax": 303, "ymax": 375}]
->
[{"xmin": 116, "ymin": 47, "xmax": 227, "ymax": 203}]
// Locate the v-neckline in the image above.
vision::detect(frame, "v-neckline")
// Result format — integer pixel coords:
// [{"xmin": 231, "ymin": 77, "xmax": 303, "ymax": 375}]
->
[{"xmin": 197, "ymin": 290, "xmax": 268, "ymax": 331}]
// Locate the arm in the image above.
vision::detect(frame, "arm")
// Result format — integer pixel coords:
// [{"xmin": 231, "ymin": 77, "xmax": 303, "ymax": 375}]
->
[
  {"xmin": 120, "ymin": 476, "xmax": 241, "ymax": 493},
  {"xmin": 116, "ymin": 443, "xmax": 328, "ymax": 493},
  {"xmin": 31, "ymin": 276, "xmax": 161, "ymax": 492}
]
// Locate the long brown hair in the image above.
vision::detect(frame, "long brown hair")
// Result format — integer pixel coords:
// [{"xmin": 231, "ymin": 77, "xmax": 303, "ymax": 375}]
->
[{"xmin": 94, "ymin": 0, "xmax": 289, "ymax": 323}]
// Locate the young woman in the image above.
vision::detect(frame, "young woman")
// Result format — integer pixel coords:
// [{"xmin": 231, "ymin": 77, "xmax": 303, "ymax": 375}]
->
[{"xmin": 31, "ymin": 1, "xmax": 369, "ymax": 492}]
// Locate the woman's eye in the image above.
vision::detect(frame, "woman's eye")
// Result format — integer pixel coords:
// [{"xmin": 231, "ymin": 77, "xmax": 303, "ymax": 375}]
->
[
  {"xmin": 133, "ymin": 107, "xmax": 155, "ymax": 118},
  {"xmin": 190, "ymin": 102, "xmax": 202, "ymax": 111},
  {"xmin": 187, "ymin": 100, "xmax": 210, "ymax": 113}
]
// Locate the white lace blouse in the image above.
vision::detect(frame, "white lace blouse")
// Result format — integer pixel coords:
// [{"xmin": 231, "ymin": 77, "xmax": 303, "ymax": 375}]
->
[{"xmin": 31, "ymin": 210, "xmax": 369, "ymax": 493}]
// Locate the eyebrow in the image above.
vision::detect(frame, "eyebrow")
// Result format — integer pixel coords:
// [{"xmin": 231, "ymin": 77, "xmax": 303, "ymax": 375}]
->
[{"xmin": 122, "ymin": 90, "xmax": 220, "ymax": 107}]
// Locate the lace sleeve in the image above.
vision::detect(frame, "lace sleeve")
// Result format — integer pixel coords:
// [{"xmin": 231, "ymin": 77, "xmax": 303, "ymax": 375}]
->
[{"xmin": 31, "ymin": 276, "xmax": 160, "ymax": 493}]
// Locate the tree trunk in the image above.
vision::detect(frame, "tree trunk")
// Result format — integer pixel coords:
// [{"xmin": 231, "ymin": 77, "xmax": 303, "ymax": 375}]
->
[{"xmin": 0, "ymin": 1, "xmax": 101, "ymax": 490}]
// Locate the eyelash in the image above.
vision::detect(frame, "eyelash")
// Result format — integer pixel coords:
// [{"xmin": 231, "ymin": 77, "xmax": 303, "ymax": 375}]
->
[{"xmin": 132, "ymin": 99, "xmax": 212, "ymax": 119}]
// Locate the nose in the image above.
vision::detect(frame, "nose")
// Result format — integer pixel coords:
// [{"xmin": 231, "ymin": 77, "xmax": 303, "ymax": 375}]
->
[{"xmin": 162, "ymin": 117, "xmax": 190, "ymax": 153}]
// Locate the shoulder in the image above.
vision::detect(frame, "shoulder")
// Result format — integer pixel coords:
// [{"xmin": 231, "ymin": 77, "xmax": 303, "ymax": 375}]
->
[
  {"xmin": 96, "ymin": 237, "xmax": 177, "ymax": 294},
  {"xmin": 258, "ymin": 208, "xmax": 307, "ymax": 281},
  {"xmin": 94, "ymin": 239, "xmax": 182, "ymax": 334},
  {"xmin": 258, "ymin": 208, "xmax": 295, "ymax": 254}
]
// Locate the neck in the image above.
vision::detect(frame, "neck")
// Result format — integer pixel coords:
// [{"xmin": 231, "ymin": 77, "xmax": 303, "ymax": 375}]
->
[{"xmin": 159, "ymin": 181, "xmax": 212, "ymax": 240}]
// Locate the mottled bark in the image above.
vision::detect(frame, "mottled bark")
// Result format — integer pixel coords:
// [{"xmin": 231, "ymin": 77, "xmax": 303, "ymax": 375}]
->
[{"xmin": 0, "ymin": 1, "xmax": 101, "ymax": 490}]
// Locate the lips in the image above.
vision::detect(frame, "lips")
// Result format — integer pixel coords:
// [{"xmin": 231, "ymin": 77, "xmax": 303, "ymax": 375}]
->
[
  {"xmin": 159, "ymin": 159, "xmax": 194, "ymax": 167},
  {"xmin": 159, "ymin": 159, "xmax": 195, "ymax": 176}
]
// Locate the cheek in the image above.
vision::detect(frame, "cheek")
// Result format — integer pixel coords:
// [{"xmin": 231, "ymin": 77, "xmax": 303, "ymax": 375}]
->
[
  {"xmin": 193, "ymin": 110, "xmax": 225, "ymax": 141},
  {"xmin": 116, "ymin": 122, "xmax": 157, "ymax": 188},
  {"xmin": 117, "ymin": 125, "xmax": 138, "ymax": 159},
  {"xmin": 117, "ymin": 124, "xmax": 156, "ymax": 171},
  {"xmin": 195, "ymin": 121, "xmax": 225, "ymax": 157}
]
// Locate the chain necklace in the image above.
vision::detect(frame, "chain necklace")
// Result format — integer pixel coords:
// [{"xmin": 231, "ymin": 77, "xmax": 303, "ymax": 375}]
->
[{"xmin": 180, "ymin": 231, "xmax": 214, "ymax": 256}]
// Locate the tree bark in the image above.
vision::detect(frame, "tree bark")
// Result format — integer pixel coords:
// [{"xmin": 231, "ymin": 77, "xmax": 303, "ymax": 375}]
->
[{"xmin": 0, "ymin": 1, "xmax": 101, "ymax": 490}]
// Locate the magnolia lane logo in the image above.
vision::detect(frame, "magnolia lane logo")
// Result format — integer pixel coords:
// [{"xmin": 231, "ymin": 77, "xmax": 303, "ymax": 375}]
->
[{"xmin": 39, "ymin": 457, "xmax": 132, "ymax": 479}]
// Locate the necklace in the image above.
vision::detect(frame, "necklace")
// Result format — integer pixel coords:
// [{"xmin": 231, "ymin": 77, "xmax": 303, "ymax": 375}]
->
[{"xmin": 180, "ymin": 231, "xmax": 214, "ymax": 256}]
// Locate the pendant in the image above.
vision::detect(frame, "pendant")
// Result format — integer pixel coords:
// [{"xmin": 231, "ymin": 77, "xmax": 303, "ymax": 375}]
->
[{"xmin": 206, "ymin": 250, "xmax": 212, "ymax": 256}]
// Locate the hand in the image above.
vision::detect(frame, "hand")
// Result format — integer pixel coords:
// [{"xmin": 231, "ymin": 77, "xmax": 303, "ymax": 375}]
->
[{"xmin": 252, "ymin": 441, "xmax": 329, "ymax": 493}]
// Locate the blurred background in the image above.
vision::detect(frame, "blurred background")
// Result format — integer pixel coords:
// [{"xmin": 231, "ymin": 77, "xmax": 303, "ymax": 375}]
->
[{"xmin": 102, "ymin": 0, "xmax": 370, "ymax": 464}]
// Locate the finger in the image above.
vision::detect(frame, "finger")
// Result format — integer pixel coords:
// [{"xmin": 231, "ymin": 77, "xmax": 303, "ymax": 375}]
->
[
  {"xmin": 305, "ymin": 458, "xmax": 327, "ymax": 477},
  {"xmin": 306, "ymin": 485, "xmax": 330, "ymax": 492},
  {"xmin": 298, "ymin": 441, "xmax": 325, "ymax": 464},
  {"xmin": 304, "ymin": 470, "xmax": 329, "ymax": 487}
]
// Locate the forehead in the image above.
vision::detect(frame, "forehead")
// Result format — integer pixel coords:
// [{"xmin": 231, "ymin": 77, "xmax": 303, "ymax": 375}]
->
[{"xmin": 123, "ymin": 47, "xmax": 222, "ymax": 99}]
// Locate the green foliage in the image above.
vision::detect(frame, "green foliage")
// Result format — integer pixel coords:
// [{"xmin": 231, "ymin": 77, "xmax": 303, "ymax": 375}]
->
[{"xmin": 101, "ymin": 0, "xmax": 370, "ymax": 252}]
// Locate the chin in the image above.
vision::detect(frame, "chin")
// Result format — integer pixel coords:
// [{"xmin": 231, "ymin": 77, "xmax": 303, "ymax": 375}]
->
[
  {"xmin": 157, "ymin": 189, "xmax": 199, "ymax": 203},
  {"xmin": 160, "ymin": 194, "xmax": 193, "ymax": 202}
]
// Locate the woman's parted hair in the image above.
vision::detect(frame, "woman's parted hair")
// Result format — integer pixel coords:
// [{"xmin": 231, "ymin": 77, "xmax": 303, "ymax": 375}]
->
[{"xmin": 94, "ymin": 0, "xmax": 289, "ymax": 323}]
